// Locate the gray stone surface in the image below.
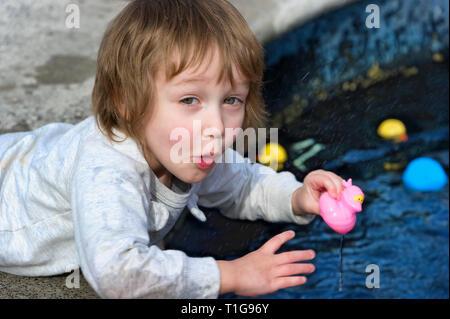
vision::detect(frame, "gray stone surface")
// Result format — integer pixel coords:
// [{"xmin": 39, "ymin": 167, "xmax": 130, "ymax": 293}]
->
[
  {"xmin": 0, "ymin": 0, "xmax": 352, "ymax": 133},
  {"xmin": 229, "ymin": 0, "xmax": 357, "ymax": 44},
  {"xmin": 0, "ymin": 0, "xmax": 129, "ymax": 134},
  {"xmin": 0, "ymin": 271, "xmax": 99, "ymax": 299}
]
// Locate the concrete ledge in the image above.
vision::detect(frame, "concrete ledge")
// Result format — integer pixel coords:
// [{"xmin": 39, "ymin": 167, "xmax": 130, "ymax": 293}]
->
[
  {"xmin": 0, "ymin": 270, "xmax": 99, "ymax": 299},
  {"xmin": 229, "ymin": 0, "xmax": 358, "ymax": 44}
]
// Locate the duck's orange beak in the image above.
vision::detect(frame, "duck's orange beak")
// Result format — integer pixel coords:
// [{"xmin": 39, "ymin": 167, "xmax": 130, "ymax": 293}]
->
[{"xmin": 399, "ymin": 133, "xmax": 408, "ymax": 142}]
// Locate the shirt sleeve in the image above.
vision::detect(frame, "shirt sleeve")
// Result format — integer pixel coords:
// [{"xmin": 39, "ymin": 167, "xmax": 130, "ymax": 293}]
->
[
  {"xmin": 70, "ymin": 143, "xmax": 220, "ymax": 299},
  {"xmin": 196, "ymin": 148, "xmax": 316, "ymax": 225}
]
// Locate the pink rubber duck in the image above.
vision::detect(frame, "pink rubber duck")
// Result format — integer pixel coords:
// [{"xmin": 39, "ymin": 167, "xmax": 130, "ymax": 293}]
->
[{"xmin": 319, "ymin": 178, "xmax": 364, "ymax": 234}]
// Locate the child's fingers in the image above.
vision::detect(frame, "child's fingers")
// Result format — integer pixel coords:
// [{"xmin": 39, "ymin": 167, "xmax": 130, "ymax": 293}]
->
[
  {"xmin": 329, "ymin": 176, "xmax": 343, "ymax": 199},
  {"xmin": 322, "ymin": 177, "xmax": 339, "ymax": 198},
  {"xmin": 308, "ymin": 170, "xmax": 344, "ymax": 199},
  {"xmin": 319, "ymin": 174, "xmax": 343, "ymax": 199},
  {"xmin": 274, "ymin": 263, "xmax": 316, "ymax": 277},
  {"xmin": 275, "ymin": 249, "xmax": 316, "ymax": 265},
  {"xmin": 273, "ymin": 276, "xmax": 307, "ymax": 290},
  {"xmin": 261, "ymin": 230, "xmax": 295, "ymax": 254},
  {"xmin": 326, "ymin": 172, "xmax": 345, "ymax": 194}
]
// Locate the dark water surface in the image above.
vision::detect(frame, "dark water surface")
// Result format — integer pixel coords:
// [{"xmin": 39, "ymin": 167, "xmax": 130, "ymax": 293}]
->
[
  {"xmin": 223, "ymin": 61, "xmax": 449, "ymax": 299},
  {"xmin": 164, "ymin": 0, "xmax": 450, "ymax": 300},
  {"xmin": 166, "ymin": 60, "xmax": 448, "ymax": 299},
  {"xmin": 237, "ymin": 170, "xmax": 448, "ymax": 299}
]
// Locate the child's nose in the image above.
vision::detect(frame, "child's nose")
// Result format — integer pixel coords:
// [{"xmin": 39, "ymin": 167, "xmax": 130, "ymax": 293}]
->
[{"xmin": 202, "ymin": 107, "xmax": 225, "ymax": 137}]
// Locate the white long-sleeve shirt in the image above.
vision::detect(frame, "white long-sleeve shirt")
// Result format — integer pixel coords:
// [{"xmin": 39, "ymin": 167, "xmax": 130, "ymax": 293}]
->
[{"xmin": 0, "ymin": 115, "xmax": 315, "ymax": 298}]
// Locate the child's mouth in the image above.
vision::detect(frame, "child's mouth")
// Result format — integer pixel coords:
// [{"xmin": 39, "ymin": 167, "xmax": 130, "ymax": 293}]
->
[{"xmin": 196, "ymin": 155, "xmax": 215, "ymax": 169}]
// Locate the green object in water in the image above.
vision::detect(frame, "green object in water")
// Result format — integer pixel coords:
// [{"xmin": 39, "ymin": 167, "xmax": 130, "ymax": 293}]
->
[
  {"xmin": 290, "ymin": 138, "xmax": 316, "ymax": 153},
  {"xmin": 293, "ymin": 143, "xmax": 325, "ymax": 171}
]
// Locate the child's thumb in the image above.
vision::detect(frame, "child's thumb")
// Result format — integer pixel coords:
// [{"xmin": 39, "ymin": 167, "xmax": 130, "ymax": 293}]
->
[{"xmin": 261, "ymin": 230, "xmax": 295, "ymax": 254}]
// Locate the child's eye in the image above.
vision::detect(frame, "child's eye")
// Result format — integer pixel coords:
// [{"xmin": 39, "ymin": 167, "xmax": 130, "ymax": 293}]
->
[
  {"xmin": 224, "ymin": 97, "xmax": 244, "ymax": 105},
  {"xmin": 180, "ymin": 97, "xmax": 199, "ymax": 105}
]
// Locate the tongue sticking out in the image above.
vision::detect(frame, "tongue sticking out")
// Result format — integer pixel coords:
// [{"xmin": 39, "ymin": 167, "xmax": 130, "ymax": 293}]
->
[{"xmin": 202, "ymin": 155, "xmax": 214, "ymax": 165}]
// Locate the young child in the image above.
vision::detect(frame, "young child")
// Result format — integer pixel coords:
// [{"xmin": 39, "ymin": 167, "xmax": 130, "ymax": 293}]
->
[{"xmin": 0, "ymin": 0, "xmax": 345, "ymax": 298}]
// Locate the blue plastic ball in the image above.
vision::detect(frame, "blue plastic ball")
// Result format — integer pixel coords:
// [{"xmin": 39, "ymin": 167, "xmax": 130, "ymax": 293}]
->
[{"xmin": 402, "ymin": 157, "xmax": 448, "ymax": 192}]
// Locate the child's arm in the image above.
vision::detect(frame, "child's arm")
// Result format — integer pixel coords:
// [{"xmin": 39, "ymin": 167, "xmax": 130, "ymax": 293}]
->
[
  {"xmin": 197, "ymin": 148, "xmax": 316, "ymax": 225},
  {"xmin": 70, "ymin": 145, "xmax": 220, "ymax": 299}
]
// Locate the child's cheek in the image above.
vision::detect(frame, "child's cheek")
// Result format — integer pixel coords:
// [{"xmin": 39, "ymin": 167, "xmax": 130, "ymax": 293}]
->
[{"xmin": 168, "ymin": 125, "xmax": 192, "ymax": 146}]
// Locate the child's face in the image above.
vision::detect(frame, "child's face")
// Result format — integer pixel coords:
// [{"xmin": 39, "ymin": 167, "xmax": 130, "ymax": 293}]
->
[{"xmin": 143, "ymin": 45, "xmax": 249, "ymax": 185}]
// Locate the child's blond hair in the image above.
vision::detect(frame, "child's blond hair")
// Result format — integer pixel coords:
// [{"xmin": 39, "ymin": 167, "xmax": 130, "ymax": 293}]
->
[{"xmin": 92, "ymin": 0, "xmax": 269, "ymax": 158}]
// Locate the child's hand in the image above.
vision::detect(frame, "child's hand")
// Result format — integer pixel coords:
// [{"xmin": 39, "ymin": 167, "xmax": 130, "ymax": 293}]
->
[
  {"xmin": 217, "ymin": 230, "xmax": 315, "ymax": 297},
  {"xmin": 292, "ymin": 169, "xmax": 344, "ymax": 215}
]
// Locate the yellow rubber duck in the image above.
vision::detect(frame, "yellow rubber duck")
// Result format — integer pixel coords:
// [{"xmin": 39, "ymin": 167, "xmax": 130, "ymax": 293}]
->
[
  {"xmin": 256, "ymin": 142, "xmax": 287, "ymax": 171},
  {"xmin": 377, "ymin": 119, "xmax": 408, "ymax": 171},
  {"xmin": 383, "ymin": 162, "xmax": 407, "ymax": 171},
  {"xmin": 377, "ymin": 119, "xmax": 408, "ymax": 143}
]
